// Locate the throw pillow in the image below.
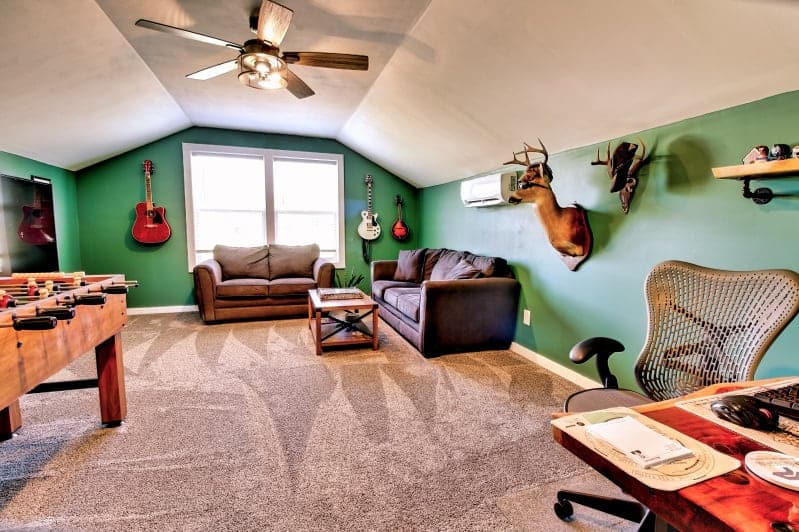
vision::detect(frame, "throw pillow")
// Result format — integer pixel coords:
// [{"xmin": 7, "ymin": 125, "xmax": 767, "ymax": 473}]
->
[
  {"xmin": 269, "ymin": 243, "xmax": 320, "ymax": 279},
  {"xmin": 213, "ymin": 245, "xmax": 269, "ymax": 279},
  {"xmin": 429, "ymin": 250, "xmax": 465, "ymax": 281},
  {"xmin": 444, "ymin": 259, "xmax": 483, "ymax": 280},
  {"xmin": 393, "ymin": 249, "xmax": 426, "ymax": 282}
]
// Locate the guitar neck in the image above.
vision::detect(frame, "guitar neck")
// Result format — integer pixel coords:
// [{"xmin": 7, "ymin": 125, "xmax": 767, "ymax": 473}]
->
[
  {"xmin": 144, "ymin": 171, "xmax": 154, "ymax": 210},
  {"xmin": 367, "ymin": 181, "xmax": 373, "ymax": 215}
]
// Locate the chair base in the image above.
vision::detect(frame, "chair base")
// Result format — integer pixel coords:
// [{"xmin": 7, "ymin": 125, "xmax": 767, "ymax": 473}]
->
[{"xmin": 555, "ymin": 489, "xmax": 655, "ymax": 528}]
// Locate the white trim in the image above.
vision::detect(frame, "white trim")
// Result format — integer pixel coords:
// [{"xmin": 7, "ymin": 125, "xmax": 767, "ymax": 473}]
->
[
  {"xmin": 510, "ymin": 342, "xmax": 599, "ymax": 390},
  {"xmin": 128, "ymin": 305, "xmax": 198, "ymax": 315}
]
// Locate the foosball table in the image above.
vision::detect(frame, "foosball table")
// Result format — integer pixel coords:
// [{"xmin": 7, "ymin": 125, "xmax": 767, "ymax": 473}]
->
[{"xmin": 0, "ymin": 272, "xmax": 136, "ymax": 440}]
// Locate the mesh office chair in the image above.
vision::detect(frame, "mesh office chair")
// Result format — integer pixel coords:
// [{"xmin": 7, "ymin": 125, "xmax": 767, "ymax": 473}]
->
[{"xmin": 555, "ymin": 260, "xmax": 799, "ymax": 527}]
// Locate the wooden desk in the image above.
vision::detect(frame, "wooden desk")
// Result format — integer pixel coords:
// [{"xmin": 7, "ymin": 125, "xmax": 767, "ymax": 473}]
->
[
  {"xmin": 553, "ymin": 379, "xmax": 799, "ymax": 532},
  {"xmin": 0, "ymin": 274, "xmax": 130, "ymax": 440}
]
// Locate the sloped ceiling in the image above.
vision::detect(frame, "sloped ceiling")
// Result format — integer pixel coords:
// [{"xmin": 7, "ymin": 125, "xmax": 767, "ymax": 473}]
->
[{"xmin": 1, "ymin": 1, "xmax": 799, "ymax": 187}]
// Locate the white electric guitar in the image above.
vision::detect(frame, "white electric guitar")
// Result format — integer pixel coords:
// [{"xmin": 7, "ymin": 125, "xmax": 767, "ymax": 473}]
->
[{"xmin": 357, "ymin": 174, "xmax": 381, "ymax": 240}]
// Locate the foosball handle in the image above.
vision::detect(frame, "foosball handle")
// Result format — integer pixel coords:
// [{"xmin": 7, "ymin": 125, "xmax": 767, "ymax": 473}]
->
[
  {"xmin": 13, "ymin": 316, "xmax": 57, "ymax": 331},
  {"xmin": 102, "ymin": 285, "xmax": 129, "ymax": 295},
  {"xmin": 37, "ymin": 306, "xmax": 77, "ymax": 320},
  {"xmin": 73, "ymin": 294, "xmax": 107, "ymax": 306}
]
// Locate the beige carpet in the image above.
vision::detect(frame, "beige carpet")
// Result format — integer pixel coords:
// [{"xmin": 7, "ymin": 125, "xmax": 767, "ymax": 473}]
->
[{"xmin": 0, "ymin": 313, "xmax": 636, "ymax": 531}]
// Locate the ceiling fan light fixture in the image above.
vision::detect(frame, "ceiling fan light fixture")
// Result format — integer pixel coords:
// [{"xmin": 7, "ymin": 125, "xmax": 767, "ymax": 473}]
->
[{"xmin": 238, "ymin": 51, "xmax": 287, "ymax": 90}]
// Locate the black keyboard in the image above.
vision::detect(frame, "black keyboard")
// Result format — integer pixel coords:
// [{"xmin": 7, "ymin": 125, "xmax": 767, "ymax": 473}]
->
[{"xmin": 753, "ymin": 383, "xmax": 799, "ymax": 421}]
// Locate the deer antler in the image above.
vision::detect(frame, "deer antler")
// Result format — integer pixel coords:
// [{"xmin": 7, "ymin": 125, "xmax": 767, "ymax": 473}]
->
[{"xmin": 504, "ymin": 138, "xmax": 548, "ymax": 167}]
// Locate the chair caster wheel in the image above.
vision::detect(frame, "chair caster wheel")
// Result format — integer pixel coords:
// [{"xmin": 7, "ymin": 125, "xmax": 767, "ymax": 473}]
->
[{"xmin": 554, "ymin": 499, "xmax": 574, "ymax": 521}]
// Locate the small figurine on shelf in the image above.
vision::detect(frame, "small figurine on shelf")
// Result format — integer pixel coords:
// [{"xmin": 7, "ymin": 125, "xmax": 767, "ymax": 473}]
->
[
  {"xmin": 770, "ymin": 144, "xmax": 792, "ymax": 160},
  {"xmin": 742, "ymin": 145, "xmax": 770, "ymax": 164}
]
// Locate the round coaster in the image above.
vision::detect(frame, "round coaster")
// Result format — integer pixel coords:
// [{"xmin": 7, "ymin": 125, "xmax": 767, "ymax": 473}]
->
[{"xmin": 745, "ymin": 451, "xmax": 799, "ymax": 491}]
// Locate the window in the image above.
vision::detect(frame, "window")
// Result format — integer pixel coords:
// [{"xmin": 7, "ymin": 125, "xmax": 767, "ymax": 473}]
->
[{"xmin": 183, "ymin": 143, "xmax": 344, "ymax": 270}]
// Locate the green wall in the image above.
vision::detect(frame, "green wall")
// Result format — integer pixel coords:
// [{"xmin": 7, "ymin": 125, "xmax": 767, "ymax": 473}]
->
[
  {"xmin": 419, "ymin": 90, "xmax": 799, "ymax": 387},
  {"xmin": 0, "ymin": 151, "xmax": 81, "ymax": 271},
  {"xmin": 75, "ymin": 127, "xmax": 418, "ymax": 308}
]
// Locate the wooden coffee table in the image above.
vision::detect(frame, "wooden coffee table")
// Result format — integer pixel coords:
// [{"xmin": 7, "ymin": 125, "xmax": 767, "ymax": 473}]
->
[{"xmin": 307, "ymin": 289, "xmax": 378, "ymax": 356}]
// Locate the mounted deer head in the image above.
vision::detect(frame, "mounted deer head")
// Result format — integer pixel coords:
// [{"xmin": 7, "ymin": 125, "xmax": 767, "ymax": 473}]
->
[
  {"xmin": 591, "ymin": 138, "xmax": 647, "ymax": 214},
  {"xmin": 505, "ymin": 139, "xmax": 592, "ymax": 271}
]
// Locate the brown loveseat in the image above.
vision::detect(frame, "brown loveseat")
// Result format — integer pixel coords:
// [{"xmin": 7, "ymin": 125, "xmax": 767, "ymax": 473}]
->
[
  {"xmin": 193, "ymin": 243, "xmax": 334, "ymax": 323},
  {"xmin": 371, "ymin": 248, "xmax": 520, "ymax": 357}
]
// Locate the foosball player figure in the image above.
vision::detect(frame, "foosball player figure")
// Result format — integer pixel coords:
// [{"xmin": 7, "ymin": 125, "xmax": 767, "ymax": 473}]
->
[{"xmin": 0, "ymin": 290, "xmax": 15, "ymax": 308}]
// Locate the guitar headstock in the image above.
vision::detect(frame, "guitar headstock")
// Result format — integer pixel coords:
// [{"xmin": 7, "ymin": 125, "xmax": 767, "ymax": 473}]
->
[
  {"xmin": 364, "ymin": 174, "xmax": 373, "ymax": 186},
  {"xmin": 143, "ymin": 160, "xmax": 154, "ymax": 175},
  {"xmin": 394, "ymin": 194, "xmax": 403, "ymax": 206}
]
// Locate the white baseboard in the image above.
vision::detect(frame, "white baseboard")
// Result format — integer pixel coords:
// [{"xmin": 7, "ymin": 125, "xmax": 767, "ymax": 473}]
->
[
  {"xmin": 510, "ymin": 341, "xmax": 599, "ymax": 390},
  {"xmin": 128, "ymin": 305, "xmax": 198, "ymax": 316}
]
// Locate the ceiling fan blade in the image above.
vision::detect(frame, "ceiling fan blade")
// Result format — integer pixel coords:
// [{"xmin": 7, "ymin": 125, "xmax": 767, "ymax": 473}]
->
[
  {"xmin": 285, "ymin": 69, "xmax": 315, "ymax": 99},
  {"xmin": 187, "ymin": 59, "xmax": 239, "ymax": 80},
  {"xmin": 282, "ymin": 52, "xmax": 368, "ymax": 71},
  {"xmin": 256, "ymin": 0, "xmax": 294, "ymax": 46},
  {"xmin": 135, "ymin": 19, "xmax": 243, "ymax": 51}
]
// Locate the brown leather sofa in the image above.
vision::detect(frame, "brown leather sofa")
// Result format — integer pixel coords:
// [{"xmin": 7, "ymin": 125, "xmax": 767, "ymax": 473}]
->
[
  {"xmin": 371, "ymin": 248, "xmax": 520, "ymax": 357},
  {"xmin": 193, "ymin": 243, "xmax": 334, "ymax": 323}
]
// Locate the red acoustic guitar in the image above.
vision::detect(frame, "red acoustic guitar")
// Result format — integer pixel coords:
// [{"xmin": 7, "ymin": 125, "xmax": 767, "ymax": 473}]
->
[
  {"xmin": 131, "ymin": 160, "xmax": 171, "ymax": 244},
  {"xmin": 18, "ymin": 186, "xmax": 56, "ymax": 245}
]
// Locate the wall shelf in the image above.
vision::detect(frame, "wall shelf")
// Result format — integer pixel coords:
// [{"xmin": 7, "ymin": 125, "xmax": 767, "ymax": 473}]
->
[{"xmin": 712, "ymin": 158, "xmax": 799, "ymax": 204}]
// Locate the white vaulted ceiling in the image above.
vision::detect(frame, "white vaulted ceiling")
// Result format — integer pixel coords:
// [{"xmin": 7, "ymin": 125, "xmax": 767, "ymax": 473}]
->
[{"xmin": 2, "ymin": 0, "xmax": 799, "ymax": 187}]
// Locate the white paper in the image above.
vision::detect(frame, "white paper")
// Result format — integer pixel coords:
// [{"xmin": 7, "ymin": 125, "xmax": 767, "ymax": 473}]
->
[{"xmin": 586, "ymin": 415, "xmax": 694, "ymax": 468}]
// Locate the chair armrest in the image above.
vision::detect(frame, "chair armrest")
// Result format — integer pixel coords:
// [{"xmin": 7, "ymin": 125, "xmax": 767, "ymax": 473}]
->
[
  {"xmin": 371, "ymin": 260, "xmax": 398, "ymax": 282},
  {"xmin": 193, "ymin": 259, "xmax": 223, "ymax": 322},
  {"xmin": 569, "ymin": 337, "xmax": 625, "ymax": 389},
  {"xmin": 418, "ymin": 277, "xmax": 520, "ymax": 355},
  {"xmin": 313, "ymin": 258, "xmax": 335, "ymax": 288}
]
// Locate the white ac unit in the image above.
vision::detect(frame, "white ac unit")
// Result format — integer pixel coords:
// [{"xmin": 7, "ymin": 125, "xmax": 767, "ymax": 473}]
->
[{"xmin": 460, "ymin": 172, "xmax": 518, "ymax": 207}]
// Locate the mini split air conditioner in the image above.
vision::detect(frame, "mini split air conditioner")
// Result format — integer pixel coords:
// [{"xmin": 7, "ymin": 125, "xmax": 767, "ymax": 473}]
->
[{"xmin": 460, "ymin": 172, "xmax": 518, "ymax": 207}]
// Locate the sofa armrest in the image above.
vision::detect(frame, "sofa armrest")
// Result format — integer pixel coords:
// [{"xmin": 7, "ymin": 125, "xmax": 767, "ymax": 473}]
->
[
  {"xmin": 313, "ymin": 258, "xmax": 335, "ymax": 288},
  {"xmin": 418, "ymin": 278, "xmax": 521, "ymax": 356},
  {"xmin": 193, "ymin": 259, "xmax": 223, "ymax": 322},
  {"xmin": 371, "ymin": 260, "xmax": 398, "ymax": 282}
]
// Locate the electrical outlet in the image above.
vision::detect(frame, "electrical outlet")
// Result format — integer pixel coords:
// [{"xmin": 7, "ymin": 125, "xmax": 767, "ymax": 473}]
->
[{"xmin": 522, "ymin": 309, "xmax": 531, "ymax": 326}]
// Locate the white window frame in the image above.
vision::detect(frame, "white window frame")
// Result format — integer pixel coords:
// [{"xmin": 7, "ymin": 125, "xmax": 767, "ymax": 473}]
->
[{"xmin": 182, "ymin": 143, "xmax": 345, "ymax": 271}]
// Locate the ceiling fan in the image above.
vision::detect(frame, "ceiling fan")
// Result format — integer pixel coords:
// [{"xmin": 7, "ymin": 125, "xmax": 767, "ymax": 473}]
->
[{"xmin": 135, "ymin": 0, "xmax": 368, "ymax": 99}]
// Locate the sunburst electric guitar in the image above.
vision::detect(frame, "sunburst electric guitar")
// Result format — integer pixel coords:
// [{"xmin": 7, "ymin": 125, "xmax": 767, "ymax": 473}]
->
[
  {"xmin": 131, "ymin": 160, "xmax": 171, "ymax": 244},
  {"xmin": 357, "ymin": 174, "xmax": 381, "ymax": 240}
]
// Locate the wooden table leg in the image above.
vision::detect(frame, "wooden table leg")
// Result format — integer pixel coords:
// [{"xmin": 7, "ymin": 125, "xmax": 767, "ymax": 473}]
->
[
  {"xmin": 315, "ymin": 310, "xmax": 323, "ymax": 356},
  {"xmin": 95, "ymin": 333, "xmax": 126, "ymax": 426},
  {"xmin": 372, "ymin": 305, "xmax": 379, "ymax": 350},
  {"xmin": 307, "ymin": 296, "xmax": 312, "ymax": 329},
  {"xmin": 0, "ymin": 399, "xmax": 22, "ymax": 440}
]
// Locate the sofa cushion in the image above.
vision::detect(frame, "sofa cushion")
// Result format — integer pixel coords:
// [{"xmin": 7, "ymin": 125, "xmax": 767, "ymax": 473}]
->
[
  {"xmin": 393, "ymin": 248, "xmax": 426, "ymax": 282},
  {"xmin": 430, "ymin": 250, "xmax": 466, "ymax": 281},
  {"xmin": 395, "ymin": 292, "xmax": 421, "ymax": 322},
  {"xmin": 462, "ymin": 253, "xmax": 497, "ymax": 277},
  {"xmin": 445, "ymin": 259, "xmax": 483, "ymax": 280},
  {"xmin": 372, "ymin": 279, "xmax": 417, "ymax": 300},
  {"xmin": 269, "ymin": 243, "xmax": 319, "ymax": 279},
  {"xmin": 269, "ymin": 277, "xmax": 317, "ymax": 296},
  {"xmin": 214, "ymin": 245, "xmax": 269, "ymax": 280},
  {"xmin": 383, "ymin": 287, "xmax": 421, "ymax": 322},
  {"xmin": 216, "ymin": 278, "xmax": 270, "ymax": 298}
]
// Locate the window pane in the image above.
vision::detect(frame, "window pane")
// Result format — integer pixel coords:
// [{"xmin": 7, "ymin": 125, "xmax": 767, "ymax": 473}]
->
[
  {"xmin": 196, "ymin": 210, "xmax": 266, "ymax": 249},
  {"xmin": 273, "ymin": 159, "xmax": 337, "ymax": 211},
  {"xmin": 192, "ymin": 154, "xmax": 265, "ymax": 210},
  {"xmin": 274, "ymin": 212, "xmax": 337, "ymax": 249}
]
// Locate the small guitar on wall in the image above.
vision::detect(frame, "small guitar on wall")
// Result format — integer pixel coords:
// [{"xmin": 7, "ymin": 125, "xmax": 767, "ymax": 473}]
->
[
  {"xmin": 357, "ymin": 174, "xmax": 381, "ymax": 240},
  {"xmin": 131, "ymin": 160, "xmax": 171, "ymax": 244},
  {"xmin": 18, "ymin": 185, "xmax": 56, "ymax": 245},
  {"xmin": 391, "ymin": 194, "xmax": 410, "ymax": 242}
]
